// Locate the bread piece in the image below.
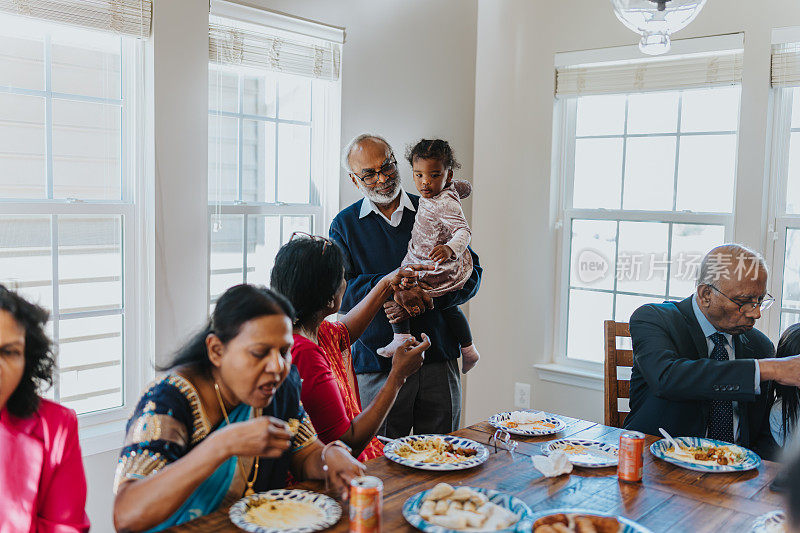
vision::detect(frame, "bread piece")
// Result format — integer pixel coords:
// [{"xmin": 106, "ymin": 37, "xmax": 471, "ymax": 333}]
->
[
  {"xmin": 450, "ymin": 487, "xmax": 474, "ymax": 502},
  {"xmin": 428, "ymin": 514, "xmax": 468, "ymax": 529},
  {"xmin": 448, "ymin": 501, "xmax": 464, "ymax": 513},
  {"xmin": 469, "ymin": 492, "xmax": 489, "ymax": 507},
  {"xmin": 534, "ymin": 526, "xmax": 559, "ymax": 533},
  {"xmin": 463, "ymin": 501, "xmax": 477, "ymax": 512},
  {"xmin": 433, "ymin": 500, "xmax": 449, "ymax": 515},
  {"xmin": 419, "ymin": 500, "xmax": 435, "ymax": 521},
  {"xmin": 426, "ymin": 483, "xmax": 455, "ymax": 501},
  {"xmin": 574, "ymin": 516, "xmax": 599, "ymax": 533},
  {"xmin": 534, "ymin": 514, "xmax": 569, "ymax": 527}
]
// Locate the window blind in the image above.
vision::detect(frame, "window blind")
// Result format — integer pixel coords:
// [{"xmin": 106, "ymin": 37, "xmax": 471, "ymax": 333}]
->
[
  {"xmin": 556, "ymin": 50, "xmax": 743, "ymax": 97},
  {"xmin": 772, "ymin": 43, "xmax": 800, "ymax": 88},
  {"xmin": 0, "ymin": 0, "xmax": 151, "ymax": 37},
  {"xmin": 209, "ymin": 20, "xmax": 341, "ymax": 81}
]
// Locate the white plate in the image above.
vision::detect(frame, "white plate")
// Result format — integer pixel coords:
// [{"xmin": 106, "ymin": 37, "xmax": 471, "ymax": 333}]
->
[
  {"xmin": 649, "ymin": 437, "xmax": 761, "ymax": 473},
  {"xmin": 403, "ymin": 486, "xmax": 534, "ymax": 532},
  {"xmin": 542, "ymin": 439, "xmax": 619, "ymax": 468},
  {"xmin": 383, "ymin": 434, "xmax": 489, "ymax": 471},
  {"xmin": 229, "ymin": 489, "xmax": 341, "ymax": 533},
  {"xmin": 751, "ymin": 510, "xmax": 786, "ymax": 533},
  {"xmin": 488, "ymin": 412, "xmax": 567, "ymax": 436}
]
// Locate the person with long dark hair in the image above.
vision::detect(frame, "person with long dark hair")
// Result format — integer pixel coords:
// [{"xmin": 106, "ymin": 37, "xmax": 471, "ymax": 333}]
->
[
  {"xmin": 771, "ymin": 323, "xmax": 800, "ymax": 448},
  {"xmin": 113, "ymin": 284, "xmax": 365, "ymax": 532},
  {"xmin": 0, "ymin": 284, "xmax": 90, "ymax": 532},
  {"xmin": 270, "ymin": 234, "xmax": 430, "ymax": 462}
]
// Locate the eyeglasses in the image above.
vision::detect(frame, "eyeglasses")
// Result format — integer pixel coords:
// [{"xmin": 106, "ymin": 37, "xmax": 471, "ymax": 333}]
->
[
  {"xmin": 290, "ymin": 231, "xmax": 332, "ymax": 254},
  {"xmin": 350, "ymin": 156, "xmax": 398, "ymax": 186},
  {"xmin": 708, "ymin": 284, "xmax": 775, "ymax": 313}
]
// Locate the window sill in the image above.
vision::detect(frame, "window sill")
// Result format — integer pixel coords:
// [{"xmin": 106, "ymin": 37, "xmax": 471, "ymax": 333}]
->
[
  {"xmin": 79, "ymin": 418, "xmax": 126, "ymax": 457},
  {"xmin": 534, "ymin": 363, "xmax": 604, "ymax": 392}
]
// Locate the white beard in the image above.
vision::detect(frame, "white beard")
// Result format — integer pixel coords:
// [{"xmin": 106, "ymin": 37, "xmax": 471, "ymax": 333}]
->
[{"xmin": 358, "ymin": 179, "xmax": 401, "ymax": 204}]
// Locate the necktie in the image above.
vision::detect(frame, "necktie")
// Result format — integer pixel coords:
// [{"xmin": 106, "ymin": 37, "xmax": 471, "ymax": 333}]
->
[{"xmin": 707, "ymin": 332, "xmax": 735, "ymax": 443}]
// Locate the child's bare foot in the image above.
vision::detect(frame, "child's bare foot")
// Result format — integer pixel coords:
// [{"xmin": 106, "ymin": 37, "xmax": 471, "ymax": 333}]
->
[
  {"xmin": 377, "ymin": 333, "xmax": 414, "ymax": 358},
  {"xmin": 461, "ymin": 344, "xmax": 480, "ymax": 374}
]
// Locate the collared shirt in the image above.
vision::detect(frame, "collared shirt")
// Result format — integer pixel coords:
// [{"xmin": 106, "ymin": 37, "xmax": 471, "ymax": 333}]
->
[
  {"xmin": 692, "ymin": 295, "xmax": 761, "ymax": 442},
  {"xmin": 358, "ymin": 188, "xmax": 416, "ymax": 227}
]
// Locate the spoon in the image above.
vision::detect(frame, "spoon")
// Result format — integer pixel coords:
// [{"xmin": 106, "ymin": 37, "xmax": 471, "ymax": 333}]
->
[{"xmin": 659, "ymin": 427, "xmax": 683, "ymax": 451}]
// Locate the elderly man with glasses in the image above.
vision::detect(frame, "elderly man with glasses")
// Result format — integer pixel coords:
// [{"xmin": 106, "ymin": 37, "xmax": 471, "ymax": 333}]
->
[
  {"xmin": 624, "ymin": 244, "xmax": 800, "ymax": 460},
  {"xmin": 329, "ymin": 134, "xmax": 482, "ymax": 438}
]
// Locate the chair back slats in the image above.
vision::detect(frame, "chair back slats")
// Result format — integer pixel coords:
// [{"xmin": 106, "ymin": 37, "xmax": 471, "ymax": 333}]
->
[{"xmin": 604, "ymin": 320, "xmax": 633, "ymax": 428}]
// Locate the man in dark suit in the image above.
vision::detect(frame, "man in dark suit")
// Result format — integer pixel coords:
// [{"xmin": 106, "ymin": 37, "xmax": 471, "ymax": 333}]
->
[{"xmin": 624, "ymin": 244, "xmax": 800, "ymax": 460}]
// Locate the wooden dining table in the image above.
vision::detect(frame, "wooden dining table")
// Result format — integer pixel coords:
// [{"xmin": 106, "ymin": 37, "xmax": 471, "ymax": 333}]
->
[{"xmin": 166, "ymin": 413, "xmax": 785, "ymax": 532}]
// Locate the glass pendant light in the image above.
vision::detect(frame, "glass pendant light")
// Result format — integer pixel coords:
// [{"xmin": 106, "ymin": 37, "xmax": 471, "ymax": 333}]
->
[{"xmin": 611, "ymin": 0, "xmax": 707, "ymax": 55}]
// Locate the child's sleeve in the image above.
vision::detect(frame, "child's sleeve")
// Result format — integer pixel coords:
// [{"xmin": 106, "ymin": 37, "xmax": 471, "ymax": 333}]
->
[{"xmin": 440, "ymin": 191, "xmax": 471, "ymax": 256}]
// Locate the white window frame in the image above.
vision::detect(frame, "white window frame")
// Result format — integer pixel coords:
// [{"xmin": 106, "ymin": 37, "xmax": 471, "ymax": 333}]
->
[
  {"xmin": 550, "ymin": 89, "xmax": 738, "ymax": 373},
  {"xmin": 207, "ymin": 3, "xmax": 342, "ymax": 310},
  {"xmin": 0, "ymin": 31, "xmax": 150, "ymax": 454},
  {"xmin": 765, "ymin": 85, "xmax": 800, "ymax": 339}
]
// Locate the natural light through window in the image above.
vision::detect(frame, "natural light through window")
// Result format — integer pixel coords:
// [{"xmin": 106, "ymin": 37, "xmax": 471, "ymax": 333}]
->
[{"xmin": 560, "ymin": 86, "xmax": 740, "ymax": 363}]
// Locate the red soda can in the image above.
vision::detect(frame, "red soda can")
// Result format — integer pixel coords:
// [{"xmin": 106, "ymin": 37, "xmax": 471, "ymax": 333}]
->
[
  {"xmin": 349, "ymin": 476, "xmax": 383, "ymax": 532},
  {"xmin": 618, "ymin": 431, "xmax": 645, "ymax": 482}
]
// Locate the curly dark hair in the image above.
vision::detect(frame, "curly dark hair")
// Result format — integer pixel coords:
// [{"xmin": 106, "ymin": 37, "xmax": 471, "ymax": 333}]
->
[
  {"xmin": 405, "ymin": 139, "xmax": 461, "ymax": 171},
  {"xmin": 270, "ymin": 237, "xmax": 347, "ymax": 329},
  {"xmin": 0, "ymin": 284, "xmax": 55, "ymax": 418}
]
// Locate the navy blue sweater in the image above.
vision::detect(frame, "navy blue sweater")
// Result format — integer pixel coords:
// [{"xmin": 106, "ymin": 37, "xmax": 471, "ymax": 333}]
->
[{"xmin": 329, "ymin": 194, "xmax": 482, "ymax": 374}]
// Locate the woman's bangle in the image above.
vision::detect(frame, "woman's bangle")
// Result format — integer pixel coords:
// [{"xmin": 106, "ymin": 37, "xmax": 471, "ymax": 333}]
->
[{"xmin": 321, "ymin": 440, "xmax": 352, "ymax": 470}]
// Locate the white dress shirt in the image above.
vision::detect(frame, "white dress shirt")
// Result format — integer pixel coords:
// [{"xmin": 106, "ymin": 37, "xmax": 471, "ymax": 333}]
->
[{"xmin": 358, "ymin": 189, "xmax": 415, "ymax": 227}]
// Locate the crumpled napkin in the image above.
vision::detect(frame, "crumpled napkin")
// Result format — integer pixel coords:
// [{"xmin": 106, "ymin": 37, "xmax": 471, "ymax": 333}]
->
[{"xmin": 531, "ymin": 450, "xmax": 573, "ymax": 477}]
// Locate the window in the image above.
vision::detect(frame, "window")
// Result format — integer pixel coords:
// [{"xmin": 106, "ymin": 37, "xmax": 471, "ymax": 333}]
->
[
  {"xmin": 767, "ymin": 41, "xmax": 800, "ymax": 335},
  {"xmin": 207, "ymin": 10, "xmax": 342, "ymax": 310},
  {"xmin": 0, "ymin": 12, "xmax": 146, "ymax": 415},
  {"xmin": 554, "ymin": 44, "xmax": 742, "ymax": 364}
]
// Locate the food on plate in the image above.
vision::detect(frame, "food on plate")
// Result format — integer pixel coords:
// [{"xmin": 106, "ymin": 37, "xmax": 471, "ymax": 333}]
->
[
  {"xmin": 244, "ymin": 499, "xmax": 325, "ymax": 529},
  {"xmin": 500, "ymin": 411, "xmax": 556, "ymax": 430},
  {"xmin": 419, "ymin": 483, "xmax": 518, "ymax": 531},
  {"xmin": 665, "ymin": 442, "xmax": 746, "ymax": 466},
  {"xmin": 395, "ymin": 437, "xmax": 478, "ymax": 464},
  {"xmin": 553, "ymin": 442, "xmax": 616, "ymax": 464},
  {"xmin": 532, "ymin": 512, "xmax": 621, "ymax": 533}
]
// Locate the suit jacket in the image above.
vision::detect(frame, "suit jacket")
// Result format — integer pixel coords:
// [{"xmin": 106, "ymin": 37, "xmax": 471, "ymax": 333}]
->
[
  {"xmin": 623, "ymin": 296, "xmax": 778, "ymax": 460},
  {"xmin": 0, "ymin": 399, "xmax": 90, "ymax": 533}
]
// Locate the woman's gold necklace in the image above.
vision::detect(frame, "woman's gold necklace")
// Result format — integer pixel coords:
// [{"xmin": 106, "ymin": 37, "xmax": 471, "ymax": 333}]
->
[{"xmin": 214, "ymin": 382, "xmax": 259, "ymax": 496}]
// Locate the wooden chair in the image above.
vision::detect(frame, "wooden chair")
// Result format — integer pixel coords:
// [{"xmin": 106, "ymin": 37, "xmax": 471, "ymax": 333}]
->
[{"xmin": 604, "ymin": 320, "xmax": 633, "ymax": 428}]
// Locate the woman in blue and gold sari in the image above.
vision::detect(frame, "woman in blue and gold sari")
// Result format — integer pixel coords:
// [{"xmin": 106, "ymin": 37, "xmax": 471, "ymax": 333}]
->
[{"xmin": 112, "ymin": 285, "xmax": 366, "ymax": 532}]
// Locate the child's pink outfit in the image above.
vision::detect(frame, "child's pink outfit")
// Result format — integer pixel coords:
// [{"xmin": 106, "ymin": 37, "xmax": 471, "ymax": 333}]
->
[{"xmin": 403, "ymin": 180, "xmax": 473, "ymax": 296}]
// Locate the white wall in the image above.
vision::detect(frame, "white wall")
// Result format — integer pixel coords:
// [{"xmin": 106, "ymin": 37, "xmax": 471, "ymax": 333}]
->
[
  {"xmin": 465, "ymin": 0, "xmax": 800, "ymax": 427},
  {"xmin": 82, "ymin": 1, "xmax": 478, "ymax": 531}
]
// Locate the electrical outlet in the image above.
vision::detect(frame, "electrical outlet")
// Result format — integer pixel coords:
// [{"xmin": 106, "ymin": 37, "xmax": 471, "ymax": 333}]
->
[{"xmin": 514, "ymin": 382, "xmax": 531, "ymax": 409}]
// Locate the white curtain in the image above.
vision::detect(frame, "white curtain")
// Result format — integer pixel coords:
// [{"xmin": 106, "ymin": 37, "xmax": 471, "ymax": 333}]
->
[
  {"xmin": 209, "ymin": 20, "xmax": 341, "ymax": 81},
  {"xmin": 556, "ymin": 50, "xmax": 743, "ymax": 97},
  {"xmin": 0, "ymin": 0, "xmax": 151, "ymax": 37}
]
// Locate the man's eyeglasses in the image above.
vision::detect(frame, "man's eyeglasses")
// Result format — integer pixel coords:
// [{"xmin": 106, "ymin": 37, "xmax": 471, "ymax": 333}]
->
[
  {"xmin": 350, "ymin": 157, "xmax": 398, "ymax": 186},
  {"xmin": 708, "ymin": 284, "xmax": 775, "ymax": 313},
  {"xmin": 290, "ymin": 231, "xmax": 333, "ymax": 254}
]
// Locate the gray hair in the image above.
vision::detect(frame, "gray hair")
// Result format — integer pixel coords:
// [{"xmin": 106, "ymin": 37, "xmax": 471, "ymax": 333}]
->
[
  {"xmin": 696, "ymin": 243, "xmax": 769, "ymax": 287},
  {"xmin": 341, "ymin": 133, "xmax": 393, "ymax": 173}
]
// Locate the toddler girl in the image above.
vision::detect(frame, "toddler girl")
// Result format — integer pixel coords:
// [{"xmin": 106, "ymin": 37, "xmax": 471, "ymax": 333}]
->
[{"xmin": 377, "ymin": 139, "xmax": 480, "ymax": 374}]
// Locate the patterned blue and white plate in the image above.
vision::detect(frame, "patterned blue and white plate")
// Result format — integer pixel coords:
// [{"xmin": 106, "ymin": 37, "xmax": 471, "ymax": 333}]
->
[
  {"xmin": 229, "ymin": 489, "xmax": 342, "ymax": 533},
  {"xmin": 649, "ymin": 437, "xmax": 761, "ymax": 473},
  {"xmin": 529, "ymin": 508, "xmax": 653, "ymax": 533},
  {"xmin": 403, "ymin": 486, "xmax": 534, "ymax": 532},
  {"xmin": 542, "ymin": 439, "xmax": 619, "ymax": 468},
  {"xmin": 751, "ymin": 510, "xmax": 786, "ymax": 532},
  {"xmin": 383, "ymin": 434, "xmax": 489, "ymax": 471},
  {"xmin": 488, "ymin": 411, "xmax": 567, "ymax": 437}
]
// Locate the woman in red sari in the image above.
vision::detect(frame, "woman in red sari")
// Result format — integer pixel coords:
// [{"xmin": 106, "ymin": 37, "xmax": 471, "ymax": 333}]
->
[{"xmin": 271, "ymin": 234, "xmax": 430, "ymax": 461}]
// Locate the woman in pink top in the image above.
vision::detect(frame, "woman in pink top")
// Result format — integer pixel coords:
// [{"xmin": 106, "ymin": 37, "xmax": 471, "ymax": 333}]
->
[{"xmin": 0, "ymin": 285, "xmax": 90, "ymax": 533}]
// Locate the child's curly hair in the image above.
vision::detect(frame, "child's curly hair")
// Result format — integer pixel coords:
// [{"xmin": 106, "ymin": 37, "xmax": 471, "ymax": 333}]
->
[
  {"xmin": 0, "ymin": 284, "xmax": 55, "ymax": 418},
  {"xmin": 405, "ymin": 139, "xmax": 461, "ymax": 171}
]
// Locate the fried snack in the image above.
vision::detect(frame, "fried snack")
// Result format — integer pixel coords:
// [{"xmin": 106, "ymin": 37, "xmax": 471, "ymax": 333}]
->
[
  {"xmin": 532, "ymin": 513, "xmax": 621, "ymax": 533},
  {"xmin": 421, "ymin": 485, "xmax": 519, "ymax": 531},
  {"xmin": 427, "ymin": 483, "xmax": 455, "ymax": 500},
  {"xmin": 286, "ymin": 418, "xmax": 300, "ymax": 436}
]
